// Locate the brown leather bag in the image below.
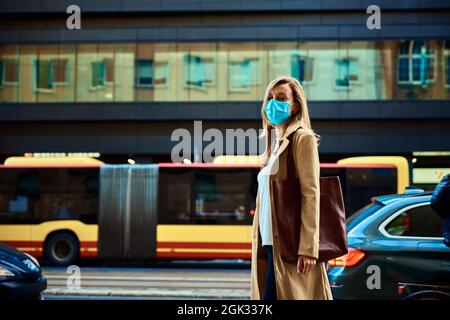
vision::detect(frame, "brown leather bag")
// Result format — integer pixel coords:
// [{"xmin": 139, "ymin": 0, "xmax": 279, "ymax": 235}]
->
[{"xmin": 271, "ymin": 136, "xmax": 348, "ymax": 263}]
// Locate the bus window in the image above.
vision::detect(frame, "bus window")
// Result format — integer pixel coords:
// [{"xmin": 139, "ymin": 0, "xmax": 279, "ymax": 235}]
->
[
  {"xmin": 0, "ymin": 168, "xmax": 99, "ymax": 224},
  {"xmin": 345, "ymin": 167, "xmax": 397, "ymax": 217},
  {"xmin": 80, "ymin": 170, "xmax": 99, "ymax": 224},
  {"xmin": 193, "ymin": 168, "xmax": 257, "ymax": 225},
  {"xmin": 0, "ymin": 168, "xmax": 34, "ymax": 224},
  {"xmin": 158, "ymin": 169, "xmax": 193, "ymax": 224},
  {"xmin": 29, "ymin": 168, "xmax": 99, "ymax": 223}
]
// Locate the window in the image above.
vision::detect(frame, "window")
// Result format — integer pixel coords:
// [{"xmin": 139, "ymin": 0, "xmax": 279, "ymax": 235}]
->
[
  {"xmin": 193, "ymin": 169, "xmax": 257, "ymax": 225},
  {"xmin": 35, "ymin": 59, "xmax": 68, "ymax": 89},
  {"xmin": 0, "ymin": 60, "xmax": 3, "ymax": 85},
  {"xmin": 135, "ymin": 59, "xmax": 169, "ymax": 87},
  {"xmin": 53, "ymin": 59, "xmax": 68, "ymax": 84},
  {"xmin": 397, "ymin": 40, "xmax": 435, "ymax": 85},
  {"xmin": 90, "ymin": 58, "xmax": 114, "ymax": 88},
  {"xmin": 385, "ymin": 204, "xmax": 443, "ymax": 238},
  {"xmin": 444, "ymin": 41, "xmax": 450, "ymax": 88},
  {"xmin": 91, "ymin": 61, "xmax": 106, "ymax": 87},
  {"xmin": 0, "ymin": 59, "xmax": 19, "ymax": 86},
  {"xmin": 345, "ymin": 167, "xmax": 397, "ymax": 217},
  {"xmin": 291, "ymin": 55, "xmax": 313, "ymax": 84},
  {"xmin": 334, "ymin": 58, "xmax": 359, "ymax": 88},
  {"xmin": 35, "ymin": 60, "xmax": 54, "ymax": 89},
  {"xmin": 0, "ymin": 168, "xmax": 99, "ymax": 224},
  {"xmin": 183, "ymin": 54, "xmax": 215, "ymax": 89},
  {"xmin": 135, "ymin": 59, "xmax": 152, "ymax": 86},
  {"xmin": 4, "ymin": 39, "xmax": 450, "ymax": 103},
  {"xmin": 104, "ymin": 58, "xmax": 114, "ymax": 83},
  {"xmin": 157, "ymin": 169, "xmax": 193, "ymax": 224},
  {"xmin": 228, "ymin": 58, "xmax": 259, "ymax": 91},
  {"xmin": 0, "ymin": 169, "xmax": 34, "ymax": 224}
]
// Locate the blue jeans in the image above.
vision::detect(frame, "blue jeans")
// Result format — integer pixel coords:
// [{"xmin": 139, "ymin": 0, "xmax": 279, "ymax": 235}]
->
[{"xmin": 263, "ymin": 245, "xmax": 277, "ymax": 300}]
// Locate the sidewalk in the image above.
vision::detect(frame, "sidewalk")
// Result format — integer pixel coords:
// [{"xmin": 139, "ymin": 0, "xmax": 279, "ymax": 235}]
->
[{"xmin": 43, "ymin": 268, "xmax": 251, "ymax": 299}]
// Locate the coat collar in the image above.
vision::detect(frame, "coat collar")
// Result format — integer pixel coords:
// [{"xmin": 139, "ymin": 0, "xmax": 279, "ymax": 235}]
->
[{"xmin": 273, "ymin": 120, "xmax": 304, "ymax": 159}]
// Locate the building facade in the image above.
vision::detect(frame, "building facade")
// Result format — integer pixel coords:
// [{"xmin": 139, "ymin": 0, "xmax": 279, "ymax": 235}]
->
[{"xmin": 0, "ymin": 0, "xmax": 449, "ymax": 165}]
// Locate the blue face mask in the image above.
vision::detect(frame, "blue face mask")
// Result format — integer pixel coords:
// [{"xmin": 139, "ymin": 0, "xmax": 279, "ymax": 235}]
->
[{"xmin": 264, "ymin": 99, "xmax": 291, "ymax": 125}]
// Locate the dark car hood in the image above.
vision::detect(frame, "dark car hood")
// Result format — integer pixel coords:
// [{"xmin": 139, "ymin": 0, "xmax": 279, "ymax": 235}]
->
[
  {"xmin": 0, "ymin": 243, "xmax": 41, "ymax": 280},
  {"xmin": 0, "ymin": 243, "xmax": 28, "ymax": 260}
]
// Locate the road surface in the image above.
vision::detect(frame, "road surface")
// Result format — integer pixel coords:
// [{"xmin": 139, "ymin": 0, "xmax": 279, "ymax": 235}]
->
[{"xmin": 42, "ymin": 262, "xmax": 251, "ymax": 300}]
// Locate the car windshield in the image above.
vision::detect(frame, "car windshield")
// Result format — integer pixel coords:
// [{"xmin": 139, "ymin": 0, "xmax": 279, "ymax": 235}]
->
[{"xmin": 346, "ymin": 202, "xmax": 384, "ymax": 231}]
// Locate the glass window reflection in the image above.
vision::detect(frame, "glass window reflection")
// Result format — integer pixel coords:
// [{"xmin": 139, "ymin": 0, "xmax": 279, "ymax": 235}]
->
[
  {"xmin": 0, "ymin": 40, "xmax": 449, "ymax": 103},
  {"xmin": 397, "ymin": 40, "xmax": 435, "ymax": 86},
  {"xmin": 335, "ymin": 58, "xmax": 359, "ymax": 88},
  {"xmin": 445, "ymin": 41, "xmax": 450, "ymax": 87},
  {"xmin": 0, "ymin": 46, "xmax": 22, "ymax": 102}
]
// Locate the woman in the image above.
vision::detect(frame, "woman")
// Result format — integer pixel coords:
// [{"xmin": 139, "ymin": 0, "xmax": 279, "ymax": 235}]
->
[{"xmin": 250, "ymin": 76, "xmax": 333, "ymax": 300}]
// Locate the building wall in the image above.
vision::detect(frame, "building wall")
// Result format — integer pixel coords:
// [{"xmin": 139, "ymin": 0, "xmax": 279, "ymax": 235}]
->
[{"xmin": 0, "ymin": 0, "xmax": 450, "ymax": 161}]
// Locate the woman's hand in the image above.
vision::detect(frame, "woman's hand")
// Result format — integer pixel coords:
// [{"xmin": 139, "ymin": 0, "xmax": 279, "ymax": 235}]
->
[{"xmin": 297, "ymin": 255, "xmax": 317, "ymax": 274}]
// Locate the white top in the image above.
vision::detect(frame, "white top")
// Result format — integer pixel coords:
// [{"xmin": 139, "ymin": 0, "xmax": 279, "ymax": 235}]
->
[{"xmin": 257, "ymin": 149, "xmax": 280, "ymax": 247}]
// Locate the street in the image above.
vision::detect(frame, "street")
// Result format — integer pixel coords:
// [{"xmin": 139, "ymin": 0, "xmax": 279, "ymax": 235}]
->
[{"xmin": 42, "ymin": 262, "xmax": 251, "ymax": 300}]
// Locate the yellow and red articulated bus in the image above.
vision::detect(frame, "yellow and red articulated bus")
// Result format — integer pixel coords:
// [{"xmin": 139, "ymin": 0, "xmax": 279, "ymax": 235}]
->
[{"xmin": 0, "ymin": 155, "xmax": 408, "ymax": 266}]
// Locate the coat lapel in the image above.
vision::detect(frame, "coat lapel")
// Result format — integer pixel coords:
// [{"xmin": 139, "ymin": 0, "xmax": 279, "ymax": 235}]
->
[{"xmin": 271, "ymin": 120, "xmax": 303, "ymax": 164}]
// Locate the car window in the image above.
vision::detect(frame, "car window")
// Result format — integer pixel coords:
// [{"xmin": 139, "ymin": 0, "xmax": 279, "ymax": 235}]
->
[{"xmin": 385, "ymin": 204, "xmax": 443, "ymax": 238}]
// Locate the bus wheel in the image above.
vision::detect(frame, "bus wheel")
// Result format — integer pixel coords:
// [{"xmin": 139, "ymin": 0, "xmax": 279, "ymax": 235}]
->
[{"xmin": 45, "ymin": 233, "xmax": 79, "ymax": 266}]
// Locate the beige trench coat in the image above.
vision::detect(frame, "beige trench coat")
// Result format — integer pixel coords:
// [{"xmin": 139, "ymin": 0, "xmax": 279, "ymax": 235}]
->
[{"xmin": 250, "ymin": 120, "xmax": 333, "ymax": 300}]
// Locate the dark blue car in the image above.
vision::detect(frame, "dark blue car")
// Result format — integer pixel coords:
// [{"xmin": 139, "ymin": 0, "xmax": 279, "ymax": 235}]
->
[
  {"xmin": 0, "ymin": 243, "xmax": 47, "ymax": 300},
  {"xmin": 328, "ymin": 188, "xmax": 450, "ymax": 300}
]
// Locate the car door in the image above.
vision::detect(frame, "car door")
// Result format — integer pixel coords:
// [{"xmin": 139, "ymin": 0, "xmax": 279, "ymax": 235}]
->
[
  {"xmin": 381, "ymin": 201, "xmax": 450, "ymax": 289},
  {"xmin": 414, "ymin": 203, "xmax": 450, "ymax": 286},
  {"xmin": 417, "ymin": 239, "xmax": 450, "ymax": 286},
  {"xmin": 385, "ymin": 201, "xmax": 450, "ymax": 286}
]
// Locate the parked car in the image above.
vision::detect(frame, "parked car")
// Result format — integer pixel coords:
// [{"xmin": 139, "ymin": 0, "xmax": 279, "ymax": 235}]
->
[
  {"xmin": 327, "ymin": 188, "xmax": 450, "ymax": 300},
  {"xmin": 0, "ymin": 243, "xmax": 47, "ymax": 299}
]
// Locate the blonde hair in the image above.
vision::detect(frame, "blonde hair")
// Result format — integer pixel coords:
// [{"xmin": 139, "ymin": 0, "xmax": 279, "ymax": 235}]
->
[{"xmin": 260, "ymin": 76, "xmax": 320, "ymax": 165}]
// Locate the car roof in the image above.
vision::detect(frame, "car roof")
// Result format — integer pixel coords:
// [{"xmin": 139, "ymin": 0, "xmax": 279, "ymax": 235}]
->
[
  {"xmin": 347, "ymin": 190, "xmax": 434, "ymax": 239},
  {"xmin": 373, "ymin": 189, "xmax": 433, "ymax": 206}
]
